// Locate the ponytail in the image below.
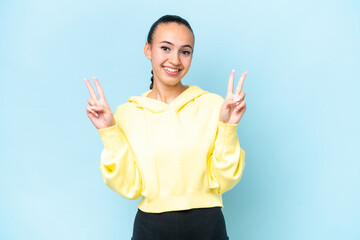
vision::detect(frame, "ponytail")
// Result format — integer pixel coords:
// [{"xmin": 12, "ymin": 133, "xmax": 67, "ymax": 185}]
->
[{"xmin": 150, "ymin": 70, "xmax": 154, "ymax": 90}]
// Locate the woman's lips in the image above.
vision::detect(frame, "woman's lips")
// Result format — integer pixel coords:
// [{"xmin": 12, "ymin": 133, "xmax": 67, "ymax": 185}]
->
[{"xmin": 163, "ymin": 66, "xmax": 181, "ymax": 75}]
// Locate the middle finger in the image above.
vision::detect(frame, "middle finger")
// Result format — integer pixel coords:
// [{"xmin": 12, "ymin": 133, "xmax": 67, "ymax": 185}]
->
[
  {"xmin": 234, "ymin": 71, "xmax": 247, "ymax": 96},
  {"xmin": 84, "ymin": 78, "xmax": 98, "ymax": 101},
  {"xmin": 88, "ymin": 97, "xmax": 96, "ymax": 106}
]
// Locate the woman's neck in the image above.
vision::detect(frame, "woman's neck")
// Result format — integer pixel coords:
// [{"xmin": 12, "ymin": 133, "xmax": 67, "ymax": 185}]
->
[{"xmin": 147, "ymin": 82, "xmax": 189, "ymax": 104}]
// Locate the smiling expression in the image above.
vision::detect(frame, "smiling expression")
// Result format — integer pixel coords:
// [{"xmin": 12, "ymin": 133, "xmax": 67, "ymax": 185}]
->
[{"xmin": 144, "ymin": 22, "xmax": 194, "ymax": 87}]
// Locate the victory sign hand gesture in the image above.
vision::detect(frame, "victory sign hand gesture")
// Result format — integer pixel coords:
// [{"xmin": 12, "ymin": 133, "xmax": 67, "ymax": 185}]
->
[
  {"xmin": 219, "ymin": 70, "xmax": 247, "ymax": 125},
  {"xmin": 84, "ymin": 76, "xmax": 115, "ymax": 129}
]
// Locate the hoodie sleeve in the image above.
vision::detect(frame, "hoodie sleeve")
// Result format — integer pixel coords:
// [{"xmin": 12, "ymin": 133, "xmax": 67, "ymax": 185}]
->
[
  {"xmin": 97, "ymin": 107, "xmax": 143, "ymax": 200},
  {"xmin": 208, "ymin": 119, "xmax": 245, "ymax": 195}
]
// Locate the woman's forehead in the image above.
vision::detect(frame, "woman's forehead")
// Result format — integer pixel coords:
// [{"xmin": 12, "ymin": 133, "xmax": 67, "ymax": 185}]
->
[{"xmin": 153, "ymin": 23, "xmax": 194, "ymax": 47}]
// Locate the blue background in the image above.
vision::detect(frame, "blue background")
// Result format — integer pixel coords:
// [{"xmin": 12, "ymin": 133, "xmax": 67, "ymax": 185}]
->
[{"xmin": 1, "ymin": 0, "xmax": 359, "ymax": 239}]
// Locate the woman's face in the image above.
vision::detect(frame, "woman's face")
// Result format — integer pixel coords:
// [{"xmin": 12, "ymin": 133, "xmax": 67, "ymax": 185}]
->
[{"xmin": 144, "ymin": 22, "xmax": 194, "ymax": 87}]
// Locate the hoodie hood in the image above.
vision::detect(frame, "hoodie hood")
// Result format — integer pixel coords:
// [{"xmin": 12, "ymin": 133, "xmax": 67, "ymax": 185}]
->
[{"xmin": 128, "ymin": 85, "xmax": 208, "ymax": 113}]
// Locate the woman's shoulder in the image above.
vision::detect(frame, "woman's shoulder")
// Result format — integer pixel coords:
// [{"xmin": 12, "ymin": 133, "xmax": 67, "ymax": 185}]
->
[
  {"xmin": 204, "ymin": 92, "xmax": 224, "ymax": 101},
  {"xmin": 113, "ymin": 102, "xmax": 134, "ymax": 116},
  {"xmin": 197, "ymin": 88, "xmax": 225, "ymax": 104},
  {"xmin": 117, "ymin": 101, "xmax": 132, "ymax": 108}
]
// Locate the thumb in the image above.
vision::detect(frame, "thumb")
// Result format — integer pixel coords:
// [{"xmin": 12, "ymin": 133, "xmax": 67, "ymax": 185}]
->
[{"xmin": 90, "ymin": 105, "xmax": 107, "ymax": 113}]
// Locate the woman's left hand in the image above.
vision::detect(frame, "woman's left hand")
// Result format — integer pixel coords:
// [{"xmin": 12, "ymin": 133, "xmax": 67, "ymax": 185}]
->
[{"xmin": 219, "ymin": 70, "xmax": 247, "ymax": 125}]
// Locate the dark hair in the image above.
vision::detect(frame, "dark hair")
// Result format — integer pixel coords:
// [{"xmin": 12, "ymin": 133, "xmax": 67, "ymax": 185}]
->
[{"xmin": 147, "ymin": 15, "xmax": 195, "ymax": 90}]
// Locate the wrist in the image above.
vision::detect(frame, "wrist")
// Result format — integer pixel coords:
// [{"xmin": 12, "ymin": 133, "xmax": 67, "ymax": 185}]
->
[{"xmin": 218, "ymin": 120, "xmax": 239, "ymax": 126}]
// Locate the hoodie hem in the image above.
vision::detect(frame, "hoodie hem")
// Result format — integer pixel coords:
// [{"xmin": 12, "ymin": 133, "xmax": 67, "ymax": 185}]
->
[{"xmin": 137, "ymin": 191, "xmax": 224, "ymax": 213}]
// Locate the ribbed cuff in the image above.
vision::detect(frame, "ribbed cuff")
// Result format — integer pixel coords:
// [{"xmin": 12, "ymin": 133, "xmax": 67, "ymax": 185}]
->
[
  {"xmin": 217, "ymin": 120, "xmax": 238, "ymax": 144},
  {"xmin": 97, "ymin": 123, "xmax": 123, "ymax": 151}
]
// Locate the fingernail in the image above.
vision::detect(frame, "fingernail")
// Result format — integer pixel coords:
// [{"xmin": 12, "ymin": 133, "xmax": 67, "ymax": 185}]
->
[
  {"xmin": 90, "ymin": 106, "xmax": 98, "ymax": 110},
  {"xmin": 95, "ymin": 113, "xmax": 99, "ymax": 117},
  {"xmin": 232, "ymin": 69, "xmax": 235, "ymax": 72}
]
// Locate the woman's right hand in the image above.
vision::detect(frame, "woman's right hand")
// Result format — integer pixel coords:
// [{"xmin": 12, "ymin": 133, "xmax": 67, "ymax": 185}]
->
[{"xmin": 84, "ymin": 76, "xmax": 116, "ymax": 129}]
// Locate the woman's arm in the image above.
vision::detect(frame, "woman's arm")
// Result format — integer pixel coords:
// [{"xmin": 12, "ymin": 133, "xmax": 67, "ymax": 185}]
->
[
  {"xmin": 97, "ymin": 108, "xmax": 143, "ymax": 200},
  {"xmin": 84, "ymin": 77, "xmax": 143, "ymax": 200},
  {"xmin": 208, "ymin": 120, "xmax": 245, "ymax": 195},
  {"xmin": 208, "ymin": 70, "xmax": 247, "ymax": 194}
]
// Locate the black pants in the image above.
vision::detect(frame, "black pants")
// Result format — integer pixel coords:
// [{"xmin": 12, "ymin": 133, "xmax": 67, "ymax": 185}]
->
[{"xmin": 131, "ymin": 206, "xmax": 229, "ymax": 240}]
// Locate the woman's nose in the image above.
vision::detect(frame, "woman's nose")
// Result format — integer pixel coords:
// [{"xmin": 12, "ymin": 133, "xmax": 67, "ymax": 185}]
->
[{"xmin": 169, "ymin": 52, "xmax": 180, "ymax": 65}]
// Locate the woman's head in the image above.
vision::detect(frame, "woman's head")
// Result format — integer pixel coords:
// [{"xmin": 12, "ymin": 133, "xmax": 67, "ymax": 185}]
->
[{"xmin": 144, "ymin": 15, "xmax": 195, "ymax": 90}]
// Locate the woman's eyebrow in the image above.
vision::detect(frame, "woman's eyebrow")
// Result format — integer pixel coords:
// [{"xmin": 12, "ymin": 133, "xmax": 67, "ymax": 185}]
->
[{"xmin": 160, "ymin": 41, "xmax": 193, "ymax": 50}]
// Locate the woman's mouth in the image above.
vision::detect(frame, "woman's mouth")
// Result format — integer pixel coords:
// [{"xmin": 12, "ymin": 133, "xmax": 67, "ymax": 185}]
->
[{"xmin": 163, "ymin": 66, "xmax": 181, "ymax": 75}]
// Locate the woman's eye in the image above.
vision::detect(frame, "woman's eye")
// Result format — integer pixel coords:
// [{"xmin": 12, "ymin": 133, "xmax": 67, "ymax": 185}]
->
[
  {"xmin": 161, "ymin": 46, "xmax": 170, "ymax": 51},
  {"xmin": 181, "ymin": 51, "xmax": 191, "ymax": 55}
]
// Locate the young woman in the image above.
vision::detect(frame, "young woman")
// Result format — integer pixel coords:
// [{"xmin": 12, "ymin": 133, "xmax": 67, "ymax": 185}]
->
[{"xmin": 84, "ymin": 15, "xmax": 247, "ymax": 240}]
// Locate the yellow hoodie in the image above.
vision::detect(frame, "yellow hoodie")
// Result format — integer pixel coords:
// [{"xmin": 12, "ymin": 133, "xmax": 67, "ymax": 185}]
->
[{"xmin": 97, "ymin": 85, "xmax": 245, "ymax": 213}]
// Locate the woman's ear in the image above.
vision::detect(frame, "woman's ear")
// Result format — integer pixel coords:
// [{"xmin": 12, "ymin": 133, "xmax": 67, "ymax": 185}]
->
[{"xmin": 144, "ymin": 42, "xmax": 152, "ymax": 60}]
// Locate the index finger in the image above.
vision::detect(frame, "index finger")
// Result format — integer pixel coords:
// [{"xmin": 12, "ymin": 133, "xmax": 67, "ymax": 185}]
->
[
  {"xmin": 227, "ymin": 70, "xmax": 235, "ymax": 97},
  {"xmin": 235, "ymin": 71, "xmax": 247, "ymax": 95},
  {"xmin": 93, "ymin": 76, "xmax": 106, "ymax": 101},
  {"xmin": 84, "ymin": 78, "xmax": 98, "ymax": 101}
]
